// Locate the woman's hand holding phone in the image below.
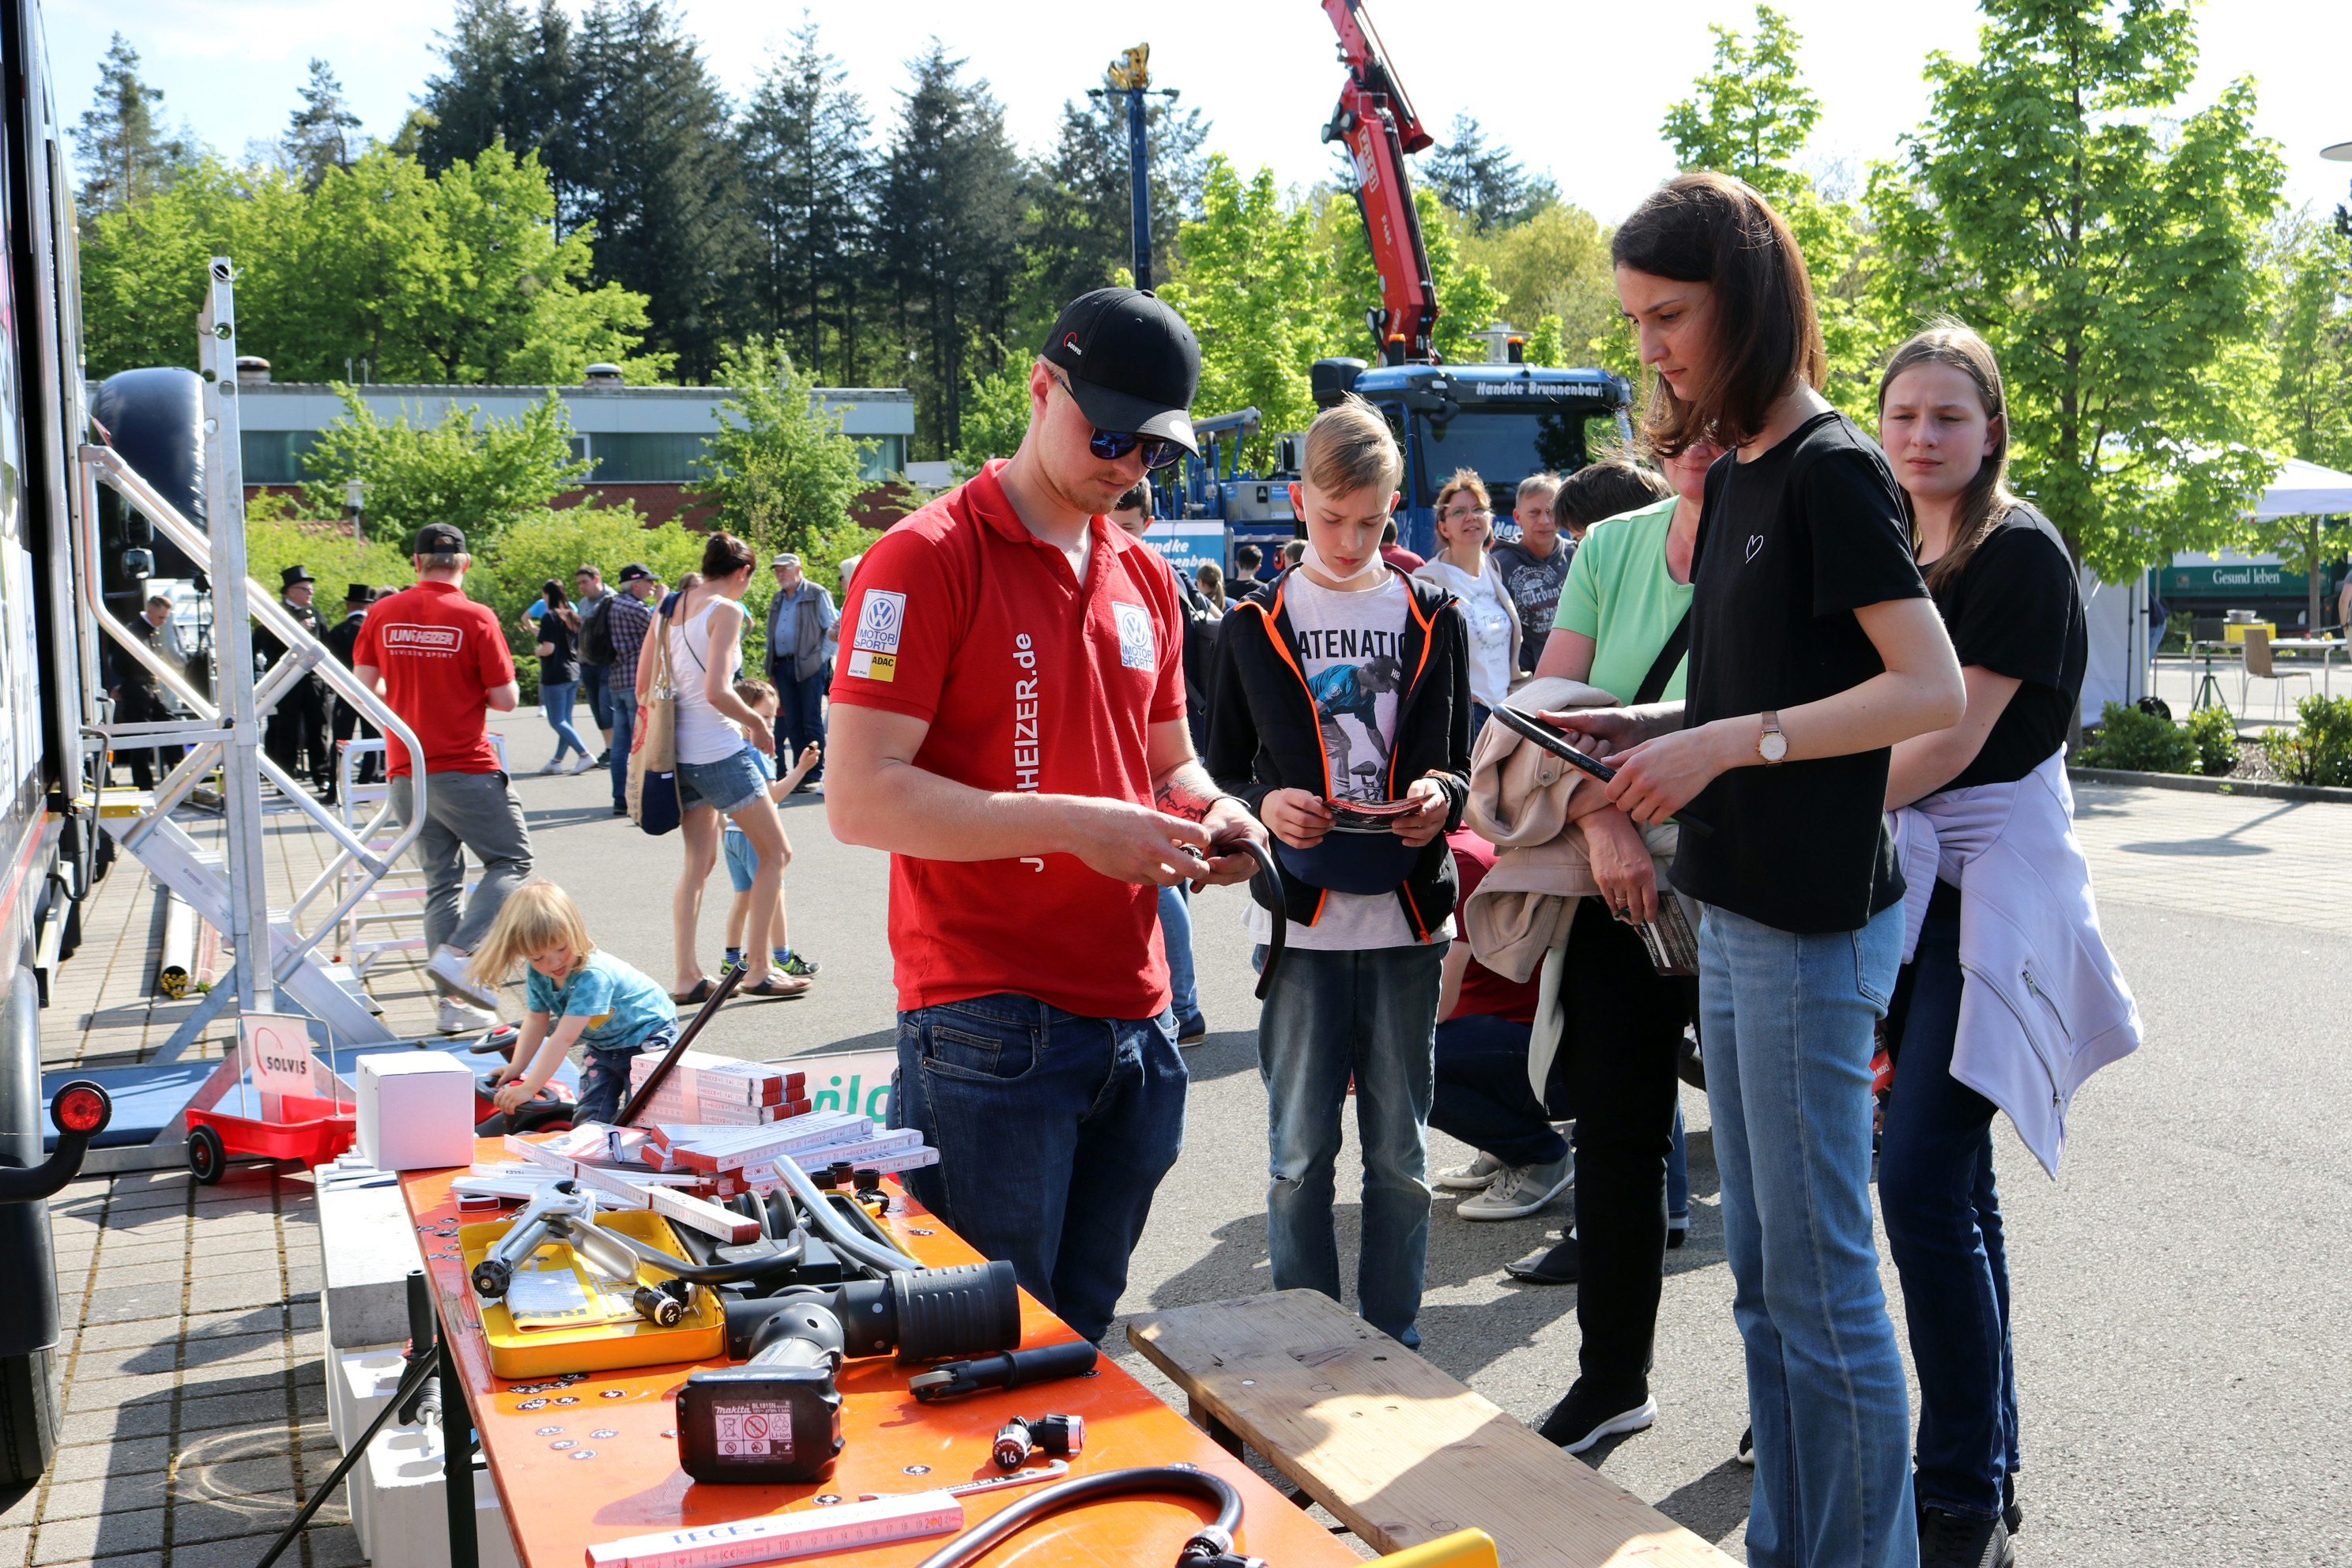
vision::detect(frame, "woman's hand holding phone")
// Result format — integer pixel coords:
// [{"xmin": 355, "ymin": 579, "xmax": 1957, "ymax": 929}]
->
[
  {"xmin": 1604, "ymin": 723, "xmax": 1738, "ymax": 826},
  {"xmin": 1261, "ymin": 788, "xmax": 1334, "ymax": 850}
]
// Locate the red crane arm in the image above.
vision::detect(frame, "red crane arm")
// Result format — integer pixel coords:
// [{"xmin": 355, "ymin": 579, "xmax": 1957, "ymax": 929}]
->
[{"xmin": 1321, "ymin": 0, "xmax": 1440, "ymax": 365}]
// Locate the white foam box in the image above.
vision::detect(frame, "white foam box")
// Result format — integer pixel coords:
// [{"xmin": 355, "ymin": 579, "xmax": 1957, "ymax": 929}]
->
[
  {"xmin": 329, "ymin": 1344, "xmax": 408, "ymax": 1452},
  {"xmin": 349, "ymin": 1420, "xmax": 519, "ymax": 1568},
  {"xmin": 357, "ymin": 1050, "xmax": 477, "ymax": 1170}
]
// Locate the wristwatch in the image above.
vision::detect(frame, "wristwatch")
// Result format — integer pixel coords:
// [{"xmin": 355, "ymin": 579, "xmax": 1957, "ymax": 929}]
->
[{"xmin": 1758, "ymin": 711, "xmax": 1788, "ymax": 765}]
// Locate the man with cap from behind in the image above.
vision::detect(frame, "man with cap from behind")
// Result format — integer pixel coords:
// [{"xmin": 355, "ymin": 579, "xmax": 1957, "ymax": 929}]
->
[
  {"xmin": 827, "ymin": 288, "xmax": 1269, "ymax": 1345},
  {"xmin": 255, "ymin": 564, "xmax": 334, "ymax": 797},
  {"xmin": 765, "ymin": 552, "xmax": 837, "ymax": 793},
  {"xmin": 353, "ymin": 525, "xmax": 533, "ymax": 1034},
  {"xmin": 602, "ymin": 564, "xmax": 660, "ymax": 818}
]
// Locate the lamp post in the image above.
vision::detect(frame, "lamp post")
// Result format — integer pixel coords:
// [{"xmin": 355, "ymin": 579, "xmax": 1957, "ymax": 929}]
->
[
  {"xmin": 1087, "ymin": 45, "xmax": 1180, "ymax": 292},
  {"xmin": 2326, "ymin": 139, "xmax": 2351, "ymax": 236}
]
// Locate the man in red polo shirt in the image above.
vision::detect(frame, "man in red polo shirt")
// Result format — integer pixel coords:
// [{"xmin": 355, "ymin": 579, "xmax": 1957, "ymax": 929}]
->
[
  {"xmin": 354, "ymin": 522, "xmax": 533, "ymax": 1035},
  {"xmin": 827, "ymin": 288, "xmax": 1266, "ymax": 1344}
]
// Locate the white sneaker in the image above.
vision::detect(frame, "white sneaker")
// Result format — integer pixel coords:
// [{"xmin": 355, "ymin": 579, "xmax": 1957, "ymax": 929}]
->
[
  {"xmin": 567, "ymin": 754, "xmax": 597, "ymax": 775},
  {"xmin": 428, "ymin": 944, "xmax": 502, "ymax": 1010},
  {"xmin": 1434, "ymin": 1151, "xmax": 1506, "ymax": 1192},
  {"xmin": 538, "ymin": 758, "xmax": 564, "ymax": 775},
  {"xmin": 435, "ymin": 995, "xmax": 499, "ymax": 1035},
  {"xmin": 1455, "ymin": 1155, "xmax": 1574, "ymax": 1220}
]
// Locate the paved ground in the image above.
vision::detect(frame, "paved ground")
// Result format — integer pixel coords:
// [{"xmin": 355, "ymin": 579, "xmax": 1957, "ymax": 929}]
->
[{"xmin": 16, "ymin": 707, "xmax": 2350, "ymax": 1564}]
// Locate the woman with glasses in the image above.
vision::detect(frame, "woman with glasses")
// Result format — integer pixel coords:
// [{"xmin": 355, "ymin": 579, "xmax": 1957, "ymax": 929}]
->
[{"xmin": 1415, "ymin": 469, "xmax": 1521, "ymax": 734}]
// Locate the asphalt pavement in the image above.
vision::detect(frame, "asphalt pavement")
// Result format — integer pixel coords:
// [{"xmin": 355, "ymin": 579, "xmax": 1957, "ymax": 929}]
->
[{"xmin": 490, "ymin": 711, "xmax": 2352, "ymax": 1564}]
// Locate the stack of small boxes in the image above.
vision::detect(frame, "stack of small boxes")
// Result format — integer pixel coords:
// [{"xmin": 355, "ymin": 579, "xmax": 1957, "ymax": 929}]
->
[{"xmin": 619, "ymin": 1050, "xmax": 939, "ymax": 1199}]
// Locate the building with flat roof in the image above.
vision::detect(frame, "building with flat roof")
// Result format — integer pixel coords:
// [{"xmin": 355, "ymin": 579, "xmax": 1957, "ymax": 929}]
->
[{"xmin": 226, "ymin": 363, "xmax": 915, "ymax": 526}]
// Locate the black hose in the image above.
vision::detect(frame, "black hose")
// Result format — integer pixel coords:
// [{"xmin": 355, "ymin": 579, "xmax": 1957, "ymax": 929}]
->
[
  {"xmin": 1211, "ymin": 828, "xmax": 1284, "ymax": 1002},
  {"xmin": 255, "ymin": 1326, "xmax": 442, "ymax": 1568},
  {"xmin": 911, "ymin": 1464, "xmax": 1248, "ymax": 1568}
]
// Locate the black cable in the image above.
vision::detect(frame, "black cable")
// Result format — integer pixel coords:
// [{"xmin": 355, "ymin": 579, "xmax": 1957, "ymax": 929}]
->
[
  {"xmin": 254, "ymin": 1337, "xmax": 441, "ymax": 1568},
  {"xmin": 1211, "ymin": 829, "xmax": 1284, "ymax": 1002},
  {"xmin": 910, "ymin": 1464, "xmax": 1253, "ymax": 1568}
]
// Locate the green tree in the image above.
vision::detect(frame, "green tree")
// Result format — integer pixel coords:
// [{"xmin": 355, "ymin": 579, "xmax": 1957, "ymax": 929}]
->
[
  {"xmin": 691, "ymin": 338, "xmax": 872, "ymax": 551},
  {"xmin": 1422, "ymin": 114, "xmax": 1556, "ymax": 234},
  {"xmin": 2252, "ymin": 212, "xmax": 2352, "ymax": 628},
  {"xmin": 284, "ymin": 59, "xmax": 362, "ymax": 190},
  {"xmin": 739, "ymin": 21, "xmax": 878, "ymax": 386},
  {"xmin": 412, "ymin": 0, "xmax": 578, "ymax": 183},
  {"xmin": 1868, "ymin": 0, "xmax": 2286, "ymax": 580},
  {"xmin": 295, "ymin": 386, "xmax": 593, "ymax": 548},
  {"xmin": 1461, "ymin": 202, "xmax": 1617, "ymax": 365},
  {"xmin": 1664, "ymin": 4, "xmax": 1877, "ymax": 413},
  {"xmin": 70, "ymin": 33, "xmax": 194, "ymax": 214},
  {"xmin": 949, "ymin": 352, "xmax": 1035, "ymax": 476},
  {"xmin": 1317, "ymin": 182, "xmax": 1508, "ymax": 368},
  {"xmin": 1021, "ymin": 92, "xmax": 1211, "ymax": 334},
  {"xmin": 1158, "ymin": 158, "xmax": 1329, "ymax": 460}
]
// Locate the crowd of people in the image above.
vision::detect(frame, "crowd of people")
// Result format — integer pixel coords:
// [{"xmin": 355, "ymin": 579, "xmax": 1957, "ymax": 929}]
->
[{"xmin": 108, "ymin": 167, "xmax": 2150, "ymax": 1568}]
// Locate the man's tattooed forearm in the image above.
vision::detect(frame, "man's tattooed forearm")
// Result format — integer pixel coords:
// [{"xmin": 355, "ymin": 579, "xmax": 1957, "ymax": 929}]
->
[{"xmin": 1155, "ymin": 766, "xmax": 1221, "ymax": 822}]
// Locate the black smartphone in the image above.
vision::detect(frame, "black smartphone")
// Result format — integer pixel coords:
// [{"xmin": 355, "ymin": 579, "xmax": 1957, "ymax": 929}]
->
[{"xmin": 1491, "ymin": 707, "xmax": 1713, "ymax": 839}]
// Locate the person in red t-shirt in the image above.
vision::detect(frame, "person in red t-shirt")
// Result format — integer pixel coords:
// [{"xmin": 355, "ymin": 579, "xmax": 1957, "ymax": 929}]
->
[
  {"xmin": 825, "ymin": 288, "xmax": 1268, "ymax": 1345},
  {"xmin": 354, "ymin": 522, "xmax": 533, "ymax": 1035}
]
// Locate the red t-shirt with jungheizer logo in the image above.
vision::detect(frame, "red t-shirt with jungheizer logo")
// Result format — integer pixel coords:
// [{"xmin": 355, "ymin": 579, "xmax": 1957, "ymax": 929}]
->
[
  {"xmin": 831, "ymin": 461, "xmax": 1189, "ymax": 1020},
  {"xmin": 352, "ymin": 580, "xmax": 514, "ymax": 777}
]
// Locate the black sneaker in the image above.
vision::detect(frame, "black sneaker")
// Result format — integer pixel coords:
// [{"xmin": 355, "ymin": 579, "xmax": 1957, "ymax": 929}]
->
[
  {"xmin": 1537, "ymin": 1381, "xmax": 1657, "ymax": 1454},
  {"xmin": 597, "ymin": 749, "xmax": 612, "ymax": 766},
  {"xmin": 1918, "ymin": 1506, "xmax": 2013, "ymax": 1568},
  {"xmin": 1736, "ymin": 1427, "xmax": 1755, "ymax": 1465},
  {"xmin": 1503, "ymin": 1233, "xmax": 1579, "ymax": 1284},
  {"xmin": 2002, "ymin": 1474, "xmax": 2022, "ymax": 1536}
]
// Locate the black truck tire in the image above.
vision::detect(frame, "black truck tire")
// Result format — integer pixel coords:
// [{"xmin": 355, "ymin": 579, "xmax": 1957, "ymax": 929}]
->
[{"xmin": 0, "ymin": 1347, "xmax": 58, "ymax": 1483}]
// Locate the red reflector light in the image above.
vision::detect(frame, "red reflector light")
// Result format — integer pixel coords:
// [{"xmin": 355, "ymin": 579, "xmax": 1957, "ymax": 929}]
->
[{"xmin": 55, "ymin": 1085, "xmax": 107, "ymax": 1135}]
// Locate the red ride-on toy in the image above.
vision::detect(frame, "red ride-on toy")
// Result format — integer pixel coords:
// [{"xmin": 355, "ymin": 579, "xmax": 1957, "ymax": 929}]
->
[{"xmin": 186, "ymin": 1084, "xmax": 357, "ymax": 1185}]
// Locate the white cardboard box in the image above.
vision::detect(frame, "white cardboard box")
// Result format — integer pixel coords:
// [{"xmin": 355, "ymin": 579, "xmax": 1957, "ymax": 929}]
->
[
  {"xmin": 349, "ymin": 1420, "xmax": 519, "ymax": 1568},
  {"xmin": 357, "ymin": 1051, "xmax": 477, "ymax": 1170}
]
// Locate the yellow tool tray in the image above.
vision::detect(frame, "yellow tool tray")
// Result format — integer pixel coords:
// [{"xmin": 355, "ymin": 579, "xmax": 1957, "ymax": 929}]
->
[{"xmin": 459, "ymin": 1208, "xmax": 726, "ymax": 1379}]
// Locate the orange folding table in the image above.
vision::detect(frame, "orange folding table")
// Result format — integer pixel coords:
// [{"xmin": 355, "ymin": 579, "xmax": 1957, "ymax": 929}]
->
[{"xmin": 399, "ymin": 1140, "xmax": 1361, "ymax": 1567}]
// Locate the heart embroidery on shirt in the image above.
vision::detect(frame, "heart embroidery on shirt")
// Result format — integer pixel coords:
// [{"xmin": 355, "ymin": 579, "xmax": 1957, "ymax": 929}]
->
[{"xmin": 1744, "ymin": 534, "xmax": 1764, "ymax": 563}]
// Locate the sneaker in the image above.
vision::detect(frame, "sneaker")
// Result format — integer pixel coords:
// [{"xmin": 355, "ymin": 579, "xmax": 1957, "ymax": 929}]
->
[
  {"xmin": 538, "ymin": 758, "xmax": 564, "ymax": 775},
  {"xmin": 718, "ymin": 952, "xmax": 744, "ymax": 979},
  {"xmin": 1434, "ymin": 1151, "xmax": 1506, "ymax": 1192},
  {"xmin": 1455, "ymin": 1155, "xmax": 1573, "ymax": 1220},
  {"xmin": 567, "ymin": 754, "xmax": 597, "ymax": 775},
  {"xmin": 596, "ymin": 749, "xmax": 612, "ymax": 767},
  {"xmin": 2003, "ymin": 1476, "xmax": 2022, "ymax": 1536},
  {"xmin": 1917, "ymin": 1507, "xmax": 2013, "ymax": 1568},
  {"xmin": 612, "ymin": 804, "xmax": 628, "ymax": 817},
  {"xmin": 1174, "ymin": 1012, "xmax": 1207, "ymax": 1046},
  {"xmin": 1538, "ymin": 1382, "xmax": 1657, "ymax": 1453},
  {"xmin": 428, "ymin": 944, "xmax": 502, "ymax": 1011},
  {"xmin": 436, "ymin": 995, "xmax": 499, "ymax": 1035},
  {"xmin": 1736, "ymin": 1427, "xmax": 1755, "ymax": 1466},
  {"xmin": 1503, "ymin": 1233, "xmax": 1578, "ymax": 1284},
  {"xmin": 1668, "ymin": 1212, "xmax": 1690, "ymax": 1250},
  {"xmin": 776, "ymin": 951, "xmax": 820, "ymax": 979}
]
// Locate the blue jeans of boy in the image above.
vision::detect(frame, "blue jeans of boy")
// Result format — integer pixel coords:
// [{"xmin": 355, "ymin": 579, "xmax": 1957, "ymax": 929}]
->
[
  {"xmin": 1255, "ymin": 941, "xmax": 1446, "ymax": 1348},
  {"xmin": 1699, "ymin": 900, "xmax": 1915, "ymax": 1568},
  {"xmin": 1879, "ymin": 904, "xmax": 2018, "ymax": 1521},
  {"xmin": 1158, "ymin": 885, "xmax": 1202, "ymax": 1035},
  {"xmin": 890, "ymin": 993, "xmax": 1186, "ymax": 1344}
]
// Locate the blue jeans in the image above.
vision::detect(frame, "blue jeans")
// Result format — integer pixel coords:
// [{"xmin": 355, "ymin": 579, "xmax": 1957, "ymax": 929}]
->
[
  {"xmin": 541, "ymin": 680, "xmax": 591, "ymax": 760},
  {"xmin": 574, "ymin": 1023, "xmax": 673, "ymax": 1125},
  {"xmin": 1700, "ymin": 900, "xmax": 1914, "ymax": 1568},
  {"xmin": 1880, "ymin": 903, "xmax": 2016, "ymax": 1521},
  {"xmin": 891, "ymin": 993, "xmax": 1186, "ymax": 1344},
  {"xmin": 1430, "ymin": 1012, "xmax": 1566, "ymax": 1167},
  {"xmin": 773, "ymin": 665, "xmax": 828, "ymax": 782},
  {"xmin": 1158, "ymin": 884, "xmax": 1202, "ymax": 1032},
  {"xmin": 1255, "ymin": 941, "xmax": 1446, "ymax": 1347},
  {"xmin": 607, "ymin": 691, "xmax": 635, "ymax": 808},
  {"xmin": 579, "ymin": 665, "xmax": 612, "ymax": 736}
]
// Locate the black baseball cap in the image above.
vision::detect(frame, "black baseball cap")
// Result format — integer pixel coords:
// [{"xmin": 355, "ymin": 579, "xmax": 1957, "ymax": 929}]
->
[
  {"xmin": 617, "ymin": 563, "xmax": 653, "ymax": 583},
  {"xmin": 1039, "ymin": 288, "xmax": 1201, "ymax": 458},
  {"xmin": 413, "ymin": 523, "xmax": 466, "ymax": 555}
]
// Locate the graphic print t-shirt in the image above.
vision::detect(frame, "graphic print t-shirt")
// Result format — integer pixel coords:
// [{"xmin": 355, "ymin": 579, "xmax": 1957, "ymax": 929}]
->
[
  {"xmin": 1490, "ymin": 539, "xmax": 1574, "ymax": 672},
  {"xmin": 1246, "ymin": 570, "xmax": 1439, "ymax": 952}
]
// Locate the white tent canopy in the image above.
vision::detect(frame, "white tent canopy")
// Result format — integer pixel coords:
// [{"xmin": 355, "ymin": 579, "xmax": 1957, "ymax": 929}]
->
[{"xmin": 2250, "ymin": 457, "xmax": 2352, "ymax": 520}]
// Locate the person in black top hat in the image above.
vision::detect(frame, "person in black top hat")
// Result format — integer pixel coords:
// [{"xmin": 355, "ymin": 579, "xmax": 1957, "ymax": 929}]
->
[
  {"xmin": 322, "ymin": 583, "xmax": 379, "ymax": 797},
  {"xmin": 254, "ymin": 563, "xmax": 333, "ymax": 793}
]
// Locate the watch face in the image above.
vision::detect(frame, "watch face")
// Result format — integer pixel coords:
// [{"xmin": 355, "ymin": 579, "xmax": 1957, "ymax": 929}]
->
[{"xmin": 1761, "ymin": 731, "xmax": 1788, "ymax": 763}]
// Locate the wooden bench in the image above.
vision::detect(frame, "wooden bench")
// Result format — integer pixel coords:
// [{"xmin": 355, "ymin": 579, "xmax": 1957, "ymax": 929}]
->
[{"xmin": 1129, "ymin": 1290, "xmax": 1740, "ymax": 1567}]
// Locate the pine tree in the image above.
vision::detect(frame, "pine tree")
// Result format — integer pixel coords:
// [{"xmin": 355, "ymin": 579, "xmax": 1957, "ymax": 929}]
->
[
  {"xmin": 285, "ymin": 60, "xmax": 364, "ymax": 190},
  {"xmin": 564, "ymin": 0, "xmax": 748, "ymax": 380},
  {"xmin": 873, "ymin": 42, "xmax": 1027, "ymax": 455},
  {"xmin": 413, "ymin": 0, "xmax": 578, "ymax": 203},
  {"xmin": 1025, "ymin": 94, "xmax": 1210, "ymax": 315},
  {"xmin": 1421, "ymin": 114, "xmax": 1554, "ymax": 233},
  {"xmin": 737, "ymin": 22, "xmax": 875, "ymax": 386},
  {"xmin": 70, "ymin": 34, "xmax": 192, "ymax": 213}
]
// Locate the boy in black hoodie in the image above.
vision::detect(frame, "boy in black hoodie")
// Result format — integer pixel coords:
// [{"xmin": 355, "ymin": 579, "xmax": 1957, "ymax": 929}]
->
[{"xmin": 1204, "ymin": 395, "xmax": 1474, "ymax": 1348}]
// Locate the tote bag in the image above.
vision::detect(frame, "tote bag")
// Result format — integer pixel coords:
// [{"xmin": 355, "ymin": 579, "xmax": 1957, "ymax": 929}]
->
[{"xmin": 628, "ymin": 605, "xmax": 682, "ymax": 835}]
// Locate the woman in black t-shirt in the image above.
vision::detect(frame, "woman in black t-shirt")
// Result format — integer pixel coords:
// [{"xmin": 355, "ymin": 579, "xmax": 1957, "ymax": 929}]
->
[
  {"xmin": 533, "ymin": 579, "xmax": 594, "ymax": 774},
  {"xmin": 1874, "ymin": 322, "xmax": 2084, "ymax": 1557},
  {"xmin": 1548, "ymin": 173, "xmax": 1965, "ymax": 1566}
]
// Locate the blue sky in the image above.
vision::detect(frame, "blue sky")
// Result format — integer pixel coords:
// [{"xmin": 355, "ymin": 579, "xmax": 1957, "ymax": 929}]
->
[{"xmin": 43, "ymin": 0, "xmax": 2351, "ymax": 228}]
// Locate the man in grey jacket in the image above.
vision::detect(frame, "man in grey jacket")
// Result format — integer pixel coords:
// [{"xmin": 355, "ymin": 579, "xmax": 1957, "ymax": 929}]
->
[{"xmin": 765, "ymin": 552, "xmax": 838, "ymax": 789}]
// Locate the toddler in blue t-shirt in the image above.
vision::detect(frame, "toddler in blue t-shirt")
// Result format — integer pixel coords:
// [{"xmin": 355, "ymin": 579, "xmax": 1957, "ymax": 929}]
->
[{"xmin": 466, "ymin": 881, "xmax": 678, "ymax": 1125}]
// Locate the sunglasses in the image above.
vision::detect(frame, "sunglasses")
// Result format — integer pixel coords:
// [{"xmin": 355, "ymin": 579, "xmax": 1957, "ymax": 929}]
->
[{"xmin": 1051, "ymin": 372, "xmax": 1185, "ymax": 470}]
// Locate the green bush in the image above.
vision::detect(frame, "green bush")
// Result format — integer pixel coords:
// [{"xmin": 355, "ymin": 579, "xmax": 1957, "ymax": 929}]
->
[
  {"xmin": 469, "ymin": 506, "xmax": 707, "ymax": 698},
  {"xmin": 241, "ymin": 508, "xmax": 418, "ymax": 606},
  {"xmin": 2261, "ymin": 693, "xmax": 2352, "ymax": 787},
  {"xmin": 2077, "ymin": 701, "xmax": 2194, "ymax": 774},
  {"xmin": 2183, "ymin": 706, "xmax": 2241, "ymax": 778}
]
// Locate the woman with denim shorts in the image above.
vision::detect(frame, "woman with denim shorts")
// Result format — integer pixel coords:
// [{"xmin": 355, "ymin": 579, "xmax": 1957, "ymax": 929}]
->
[
  {"xmin": 631, "ymin": 531, "xmax": 806, "ymax": 1002},
  {"xmin": 1551, "ymin": 172, "xmax": 1966, "ymax": 1568}
]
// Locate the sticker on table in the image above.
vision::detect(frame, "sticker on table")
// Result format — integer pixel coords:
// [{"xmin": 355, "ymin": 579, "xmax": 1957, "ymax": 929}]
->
[{"xmin": 711, "ymin": 1404, "xmax": 795, "ymax": 1459}]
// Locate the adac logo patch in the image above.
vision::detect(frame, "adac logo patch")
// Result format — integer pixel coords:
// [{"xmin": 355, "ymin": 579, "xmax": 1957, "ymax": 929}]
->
[
  {"xmin": 1111, "ymin": 601, "xmax": 1155, "ymax": 670},
  {"xmin": 848, "ymin": 588, "xmax": 906, "ymax": 682}
]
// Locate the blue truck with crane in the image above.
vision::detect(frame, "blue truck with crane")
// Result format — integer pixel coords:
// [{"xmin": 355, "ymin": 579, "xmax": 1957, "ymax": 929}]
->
[{"xmin": 1145, "ymin": 0, "xmax": 1634, "ymax": 580}]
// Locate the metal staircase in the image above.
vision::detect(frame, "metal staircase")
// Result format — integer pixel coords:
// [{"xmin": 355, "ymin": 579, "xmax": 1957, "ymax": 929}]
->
[{"xmin": 74, "ymin": 259, "xmax": 428, "ymax": 1046}]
